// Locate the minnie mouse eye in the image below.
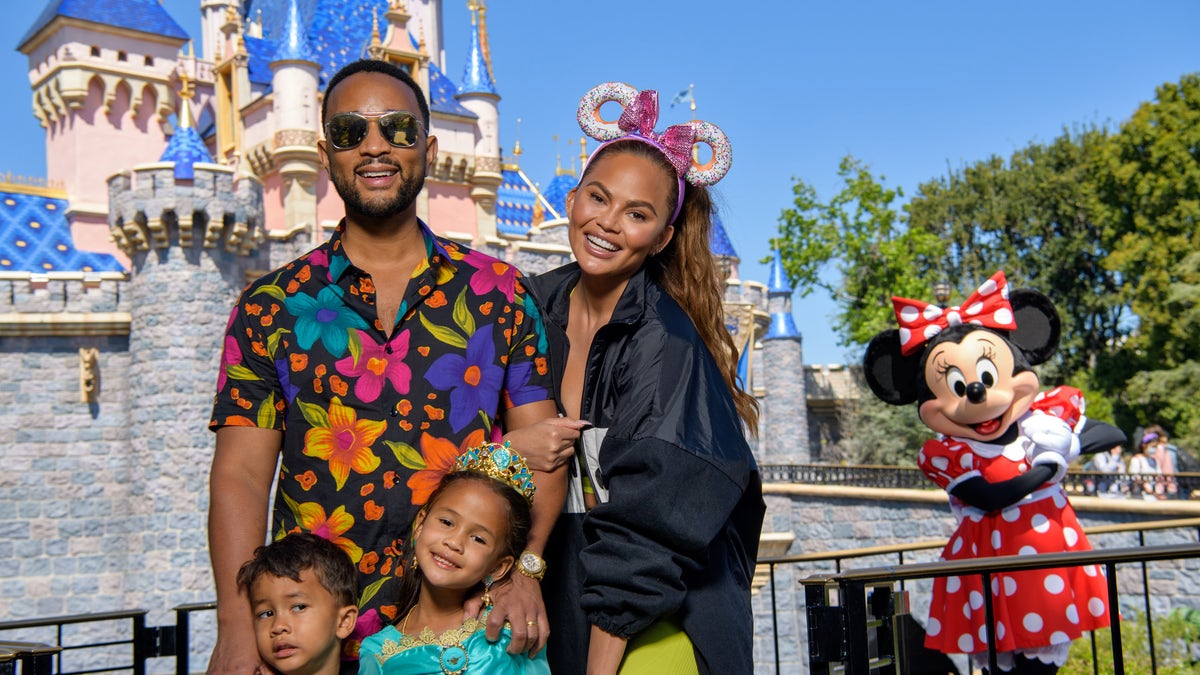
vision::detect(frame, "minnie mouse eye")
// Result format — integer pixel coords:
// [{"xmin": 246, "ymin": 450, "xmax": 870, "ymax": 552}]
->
[
  {"xmin": 946, "ymin": 368, "xmax": 967, "ymax": 397},
  {"xmin": 976, "ymin": 359, "xmax": 999, "ymax": 388}
]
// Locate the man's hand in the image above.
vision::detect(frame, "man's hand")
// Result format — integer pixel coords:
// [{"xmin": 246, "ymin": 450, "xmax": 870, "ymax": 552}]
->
[
  {"xmin": 206, "ymin": 626, "xmax": 263, "ymax": 675},
  {"xmin": 503, "ymin": 417, "xmax": 587, "ymax": 472},
  {"xmin": 463, "ymin": 573, "xmax": 548, "ymax": 656}
]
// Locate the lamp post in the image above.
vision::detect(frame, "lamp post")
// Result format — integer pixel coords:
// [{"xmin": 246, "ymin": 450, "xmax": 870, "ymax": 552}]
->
[{"xmin": 933, "ymin": 279, "xmax": 952, "ymax": 308}]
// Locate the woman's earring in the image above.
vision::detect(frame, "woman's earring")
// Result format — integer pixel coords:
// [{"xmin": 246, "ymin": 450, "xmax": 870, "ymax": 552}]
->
[{"xmin": 482, "ymin": 575, "xmax": 494, "ymax": 609}]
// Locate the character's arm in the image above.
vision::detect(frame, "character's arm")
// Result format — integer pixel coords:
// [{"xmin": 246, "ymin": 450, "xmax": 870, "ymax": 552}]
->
[
  {"xmin": 949, "ymin": 465, "xmax": 1057, "ymax": 512},
  {"xmin": 1078, "ymin": 418, "xmax": 1127, "ymax": 457}
]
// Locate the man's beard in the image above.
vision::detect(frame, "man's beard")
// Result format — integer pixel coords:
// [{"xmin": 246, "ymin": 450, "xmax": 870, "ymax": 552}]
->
[{"xmin": 331, "ymin": 159, "xmax": 425, "ymax": 220}]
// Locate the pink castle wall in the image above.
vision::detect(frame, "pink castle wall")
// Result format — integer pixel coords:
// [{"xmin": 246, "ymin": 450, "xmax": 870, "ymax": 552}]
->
[
  {"xmin": 48, "ymin": 76, "xmax": 168, "ymax": 210},
  {"xmin": 427, "ymin": 183, "xmax": 476, "ymax": 238}
]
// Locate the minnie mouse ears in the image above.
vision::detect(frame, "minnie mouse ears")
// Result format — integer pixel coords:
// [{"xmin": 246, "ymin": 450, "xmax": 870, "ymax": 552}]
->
[{"xmin": 576, "ymin": 82, "xmax": 732, "ymax": 187}]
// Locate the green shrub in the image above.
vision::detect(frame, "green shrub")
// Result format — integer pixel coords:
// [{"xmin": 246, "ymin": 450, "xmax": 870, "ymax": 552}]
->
[{"xmin": 1061, "ymin": 609, "xmax": 1200, "ymax": 674}]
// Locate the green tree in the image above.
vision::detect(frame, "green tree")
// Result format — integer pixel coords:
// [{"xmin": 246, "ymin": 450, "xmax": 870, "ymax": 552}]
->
[
  {"xmin": 772, "ymin": 156, "xmax": 943, "ymax": 346},
  {"xmin": 905, "ymin": 128, "xmax": 1127, "ymax": 385}
]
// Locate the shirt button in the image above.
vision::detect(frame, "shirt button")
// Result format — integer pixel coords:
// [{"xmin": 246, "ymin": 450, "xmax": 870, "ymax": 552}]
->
[
  {"xmin": 390, "ymin": 409, "xmax": 399, "ymax": 417},
  {"xmin": 385, "ymin": 345, "xmax": 393, "ymax": 354}
]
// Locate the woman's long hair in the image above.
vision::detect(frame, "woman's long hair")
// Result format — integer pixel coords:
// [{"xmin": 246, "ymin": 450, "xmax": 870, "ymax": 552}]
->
[
  {"xmin": 391, "ymin": 472, "xmax": 532, "ymax": 624},
  {"xmin": 584, "ymin": 140, "xmax": 760, "ymax": 436}
]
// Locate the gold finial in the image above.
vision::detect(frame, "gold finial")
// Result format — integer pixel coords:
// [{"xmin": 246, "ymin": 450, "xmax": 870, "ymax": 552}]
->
[
  {"xmin": 177, "ymin": 69, "xmax": 196, "ymax": 130},
  {"xmin": 370, "ymin": 9, "xmax": 382, "ymax": 45},
  {"xmin": 511, "ymin": 117, "xmax": 523, "ymax": 162},
  {"xmin": 579, "ymin": 136, "xmax": 588, "ymax": 167},
  {"xmin": 390, "ymin": 0, "xmax": 408, "ymax": 10},
  {"xmin": 476, "ymin": 1, "xmax": 494, "ymax": 83}
]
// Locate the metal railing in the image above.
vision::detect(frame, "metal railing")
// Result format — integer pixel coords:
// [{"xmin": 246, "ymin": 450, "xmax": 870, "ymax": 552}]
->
[
  {"xmin": 0, "ymin": 611, "xmax": 169, "ymax": 675},
  {"xmin": 757, "ymin": 517, "xmax": 1200, "ymax": 674},
  {"xmin": 760, "ymin": 464, "xmax": 1200, "ymax": 497},
  {"xmin": 801, "ymin": 542, "xmax": 1200, "ymax": 674}
]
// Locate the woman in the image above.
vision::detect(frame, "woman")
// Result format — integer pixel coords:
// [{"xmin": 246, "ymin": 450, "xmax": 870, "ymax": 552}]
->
[{"xmin": 525, "ymin": 84, "xmax": 764, "ymax": 675}]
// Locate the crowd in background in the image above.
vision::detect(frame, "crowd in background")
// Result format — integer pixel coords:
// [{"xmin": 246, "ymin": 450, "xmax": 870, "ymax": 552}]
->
[{"xmin": 1082, "ymin": 424, "xmax": 1196, "ymax": 500}]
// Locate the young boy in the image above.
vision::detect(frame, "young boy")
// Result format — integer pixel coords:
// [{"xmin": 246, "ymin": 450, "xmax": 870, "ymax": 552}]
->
[{"xmin": 236, "ymin": 533, "xmax": 358, "ymax": 675}]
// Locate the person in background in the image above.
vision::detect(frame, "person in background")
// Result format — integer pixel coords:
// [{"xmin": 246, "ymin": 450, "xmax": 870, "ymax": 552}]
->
[
  {"xmin": 1129, "ymin": 432, "xmax": 1162, "ymax": 500},
  {"xmin": 1088, "ymin": 444, "xmax": 1127, "ymax": 498}
]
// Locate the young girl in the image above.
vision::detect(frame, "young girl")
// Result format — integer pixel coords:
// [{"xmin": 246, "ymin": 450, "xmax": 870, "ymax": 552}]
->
[{"xmin": 357, "ymin": 442, "xmax": 550, "ymax": 675}]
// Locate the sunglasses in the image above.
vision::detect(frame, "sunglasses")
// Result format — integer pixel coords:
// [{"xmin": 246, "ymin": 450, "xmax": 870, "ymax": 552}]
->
[{"xmin": 324, "ymin": 111, "xmax": 425, "ymax": 150}]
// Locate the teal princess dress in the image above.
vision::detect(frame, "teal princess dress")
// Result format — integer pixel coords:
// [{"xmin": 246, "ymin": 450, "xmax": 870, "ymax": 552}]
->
[{"xmin": 358, "ymin": 618, "xmax": 551, "ymax": 675}]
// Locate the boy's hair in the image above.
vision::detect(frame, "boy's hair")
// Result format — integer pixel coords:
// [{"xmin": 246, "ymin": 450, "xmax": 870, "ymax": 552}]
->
[{"xmin": 236, "ymin": 533, "xmax": 357, "ymax": 608}]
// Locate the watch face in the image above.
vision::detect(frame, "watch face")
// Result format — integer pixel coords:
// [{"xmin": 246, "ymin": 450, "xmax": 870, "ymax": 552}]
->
[{"xmin": 521, "ymin": 552, "xmax": 544, "ymax": 572}]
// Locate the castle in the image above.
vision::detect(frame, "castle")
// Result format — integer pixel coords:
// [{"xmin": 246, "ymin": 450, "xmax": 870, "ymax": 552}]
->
[{"xmin": 0, "ymin": 0, "xmax": 856, "ymax": 664}]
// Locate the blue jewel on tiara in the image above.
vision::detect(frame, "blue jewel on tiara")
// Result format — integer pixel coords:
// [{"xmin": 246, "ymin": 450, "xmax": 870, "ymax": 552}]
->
[{"xmin": 451, "ymin": 441, "xmax": 536, "ymax": 503}]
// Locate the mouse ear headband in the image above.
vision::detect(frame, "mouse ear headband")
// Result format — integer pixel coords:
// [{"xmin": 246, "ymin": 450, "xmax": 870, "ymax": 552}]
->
[{"xmin": 577, "ymin": 82, "xmax": 732, "ymax": 220}]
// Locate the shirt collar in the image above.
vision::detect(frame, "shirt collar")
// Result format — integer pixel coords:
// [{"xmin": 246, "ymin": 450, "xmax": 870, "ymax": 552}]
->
[{"xmin": 325, "ymin": 218, "xmax": 458, "ymax": 283}]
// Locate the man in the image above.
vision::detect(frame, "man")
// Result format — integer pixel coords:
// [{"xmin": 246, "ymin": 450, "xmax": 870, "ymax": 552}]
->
[{"xmin": 207, "ymin": 59, "xmax": 577, "ymax": 675}]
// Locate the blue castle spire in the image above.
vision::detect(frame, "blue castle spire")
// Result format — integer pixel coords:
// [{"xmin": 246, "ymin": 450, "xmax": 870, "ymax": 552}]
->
[
  {"xmin": 768, "ymin": 247, "xmax": 792, "ymax": 295},
  {"xmin": 159, "ymin": 75, "xmax": 213, "ymax": 180},
  {"xmin": 764, "ymin": 248, "xmax": 800, "ymax": 340},
  {"xmin": 457, "ymin": 10, "xmax": 496, "ymax": 95},
  {"xmin": 273, "ymin": 0, "xmax": 317, "ymax": 63}
]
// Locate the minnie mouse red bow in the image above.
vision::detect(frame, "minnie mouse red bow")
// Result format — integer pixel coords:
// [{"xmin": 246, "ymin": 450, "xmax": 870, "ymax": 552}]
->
[
  {"xmin": 892, "ymin": 270, "xmax": 1017, "ymax": 355},
  {"xmin": 616, "ymin": 90, "xmax": 696, "ymax": 177}
]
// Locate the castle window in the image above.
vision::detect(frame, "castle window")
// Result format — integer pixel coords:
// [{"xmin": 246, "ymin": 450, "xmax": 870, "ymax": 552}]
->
[
  {"xmin": 144, "ymin": 55, "xmax": 154, "ymax": 66},
  {"xmin": 90, "ymin": 46, "xmax": 100, "ymax": 57},
  {"xmin": 117, "ymin": 51, "xmax": 127, "ymax": 62}
]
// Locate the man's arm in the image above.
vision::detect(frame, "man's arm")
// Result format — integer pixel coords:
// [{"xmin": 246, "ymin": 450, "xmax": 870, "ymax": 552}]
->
[
  {"xmin": 478, "ymin": 399, "xmax": 565, "ymax": 655},
  {"xmin": 206, "ymin": 426, "xmax": 283, "ymax": 675}
]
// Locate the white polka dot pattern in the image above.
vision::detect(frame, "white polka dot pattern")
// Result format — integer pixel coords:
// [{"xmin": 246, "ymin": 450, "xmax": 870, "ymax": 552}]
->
[{"xmin": 890, "ymin": 270, "xmax": 1017, "ymax": 355}]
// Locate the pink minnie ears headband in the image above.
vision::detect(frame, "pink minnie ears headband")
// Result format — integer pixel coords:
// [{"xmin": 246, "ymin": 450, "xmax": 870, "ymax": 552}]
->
[
  {"xmin": 891, "ymin": 270, "xmax": 1017, "ymax": 356},
  {"xmin": 577, "ymin": 83, "xmax": 733, "ymax": 219}
]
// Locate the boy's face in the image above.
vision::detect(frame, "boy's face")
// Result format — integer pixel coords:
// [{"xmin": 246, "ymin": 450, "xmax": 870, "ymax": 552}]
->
[{"xmin": 249, "ymin": 570, "xmax": 357, "ymax": 675}]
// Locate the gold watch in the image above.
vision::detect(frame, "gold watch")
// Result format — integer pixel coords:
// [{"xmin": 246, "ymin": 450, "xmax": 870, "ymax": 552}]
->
[{"xmin": 518, "ymin": 550, "xmax": 546, "ymax": 581}]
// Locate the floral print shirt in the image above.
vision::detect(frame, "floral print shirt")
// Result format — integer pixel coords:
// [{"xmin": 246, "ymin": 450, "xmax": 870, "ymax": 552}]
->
[{"xmin": 209, "ymin": 220, "xmax": 552, "ymax": 652}]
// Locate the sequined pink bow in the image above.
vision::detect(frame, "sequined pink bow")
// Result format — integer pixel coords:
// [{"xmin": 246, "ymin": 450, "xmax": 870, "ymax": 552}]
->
[
  {"xmin": 616, "ymin": 90, "xmax": 696, "ymax": 177},
  {"xmin": 892, "ymin": 270, "xmax": 1016, "ymax": 355}
]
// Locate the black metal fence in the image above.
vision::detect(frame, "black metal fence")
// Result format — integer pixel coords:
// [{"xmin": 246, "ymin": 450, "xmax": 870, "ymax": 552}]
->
[{"xmin": 760, "ymin": 463, "xmax": 1200, "ymax": 499}]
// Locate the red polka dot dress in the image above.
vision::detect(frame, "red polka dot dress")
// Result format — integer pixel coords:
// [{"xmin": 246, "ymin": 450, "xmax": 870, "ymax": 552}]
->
[{"xmin": 918, "ymin": 387, "xmax": 1110, "ymax": 666}]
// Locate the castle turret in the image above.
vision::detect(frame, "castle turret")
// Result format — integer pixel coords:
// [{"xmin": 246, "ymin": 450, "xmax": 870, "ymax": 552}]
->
[
  {"xmin": 18, "ymin": 0, "xmax": 189, "ymax": 259},
  {"xmin": 200, "ymin": 0, "xmax": 236, "ymax": 62},
  {"xmin": 268, "ymin": 0, "xmax": 322, "ymax": 237},
  {"xmin": 455, "ymin": 2, "xmax": 501, "ymax": 242},
  {"xmin": 760, "ymin": 249, "xmax": 809, "ymax": 464}
]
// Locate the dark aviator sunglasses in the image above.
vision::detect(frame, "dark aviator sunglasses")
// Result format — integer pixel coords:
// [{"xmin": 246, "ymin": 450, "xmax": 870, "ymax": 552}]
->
[{"xmin": 324, "ymin": 111, "xmax": 425, "ymax": 150}]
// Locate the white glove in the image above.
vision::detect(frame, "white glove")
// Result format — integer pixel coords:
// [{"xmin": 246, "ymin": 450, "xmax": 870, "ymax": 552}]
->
[{"xmin": 1021, "ymin": 413, "xmax": 1080, "ymax": 484}]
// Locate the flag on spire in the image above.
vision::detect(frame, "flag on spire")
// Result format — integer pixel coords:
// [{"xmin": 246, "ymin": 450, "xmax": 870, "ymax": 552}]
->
[{"xmin": 669, "ymin": 85, "xmax": 694, "ymax": 108}]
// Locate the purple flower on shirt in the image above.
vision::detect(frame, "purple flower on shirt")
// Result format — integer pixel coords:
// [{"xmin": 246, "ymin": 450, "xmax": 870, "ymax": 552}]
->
[
  {"xmin": 424, "ymin": 326, "xmax": 505, "ymax": 432},
  {"xmin": 274, "ymin": 358, "xmax": 301, "ymax": 405}
]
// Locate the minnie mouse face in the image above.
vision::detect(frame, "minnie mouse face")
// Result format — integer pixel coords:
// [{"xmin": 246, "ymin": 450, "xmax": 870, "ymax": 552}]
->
[{"xmin": 918, "ymin": 329, "xmax": 1041, "ymax": 441}]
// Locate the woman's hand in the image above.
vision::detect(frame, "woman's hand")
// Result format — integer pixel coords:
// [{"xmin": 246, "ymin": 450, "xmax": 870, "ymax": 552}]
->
[{"xmin": 503, "ymin": 417, "xmax": 588, "ymax": 472}]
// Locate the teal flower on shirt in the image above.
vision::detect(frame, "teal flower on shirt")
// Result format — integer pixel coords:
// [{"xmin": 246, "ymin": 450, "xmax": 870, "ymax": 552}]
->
[{"xmin": 286, "ymin": 285, "xmax": 369, "ymax": 356}]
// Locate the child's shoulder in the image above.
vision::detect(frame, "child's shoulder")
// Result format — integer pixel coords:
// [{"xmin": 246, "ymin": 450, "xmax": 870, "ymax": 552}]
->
[{"xmin": 358, "ymin": 624, "xmax": 403, "ymax": 656}]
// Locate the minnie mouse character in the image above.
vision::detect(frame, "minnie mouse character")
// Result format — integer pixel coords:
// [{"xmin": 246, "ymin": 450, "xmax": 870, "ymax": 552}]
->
[{"xmin": 863, "ymin": 271, "xmax": 1121, "ymax": 674}]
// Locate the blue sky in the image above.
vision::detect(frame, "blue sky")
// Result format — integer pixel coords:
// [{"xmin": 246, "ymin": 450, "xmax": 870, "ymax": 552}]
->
[{"xmin": 3, "ymin": 1, "xmax": 1198, "ymax": 365}]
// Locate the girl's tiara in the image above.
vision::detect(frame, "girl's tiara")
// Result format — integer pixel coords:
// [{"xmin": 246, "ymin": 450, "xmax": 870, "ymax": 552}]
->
[
  {"xmin": 576, "ymin": 82, "xmax": 733, "ymax": 220},
  {"xmin": 452, "ymin": 441, "xmax": 536, "ymax": 504}
]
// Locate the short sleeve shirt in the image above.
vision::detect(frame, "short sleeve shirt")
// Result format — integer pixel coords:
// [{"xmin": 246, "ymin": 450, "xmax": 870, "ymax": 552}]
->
[{"xmin": 210, "ymin": 220, "xmax": 553, "ymax": 633}]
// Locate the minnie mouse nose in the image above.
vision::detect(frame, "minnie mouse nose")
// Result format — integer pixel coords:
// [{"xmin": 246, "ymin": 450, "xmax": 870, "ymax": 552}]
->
[{"xmin": 966, "ymin": 381, "xmax": 987, "ymax": 404}]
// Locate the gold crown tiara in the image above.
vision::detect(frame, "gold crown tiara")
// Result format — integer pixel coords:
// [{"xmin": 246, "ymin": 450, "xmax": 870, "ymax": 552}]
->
[{"xmin": 452, "ymin": 441, "xmax": 536, "ymax": 504}]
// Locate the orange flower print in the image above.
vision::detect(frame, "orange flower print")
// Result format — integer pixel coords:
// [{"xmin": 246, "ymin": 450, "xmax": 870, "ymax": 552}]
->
[
  {"xmin": 360, "ymin": 483, "xmax": 375, "ymax": 497},
  {"xmin": 315, "ymin": 364, "xmax": 327, "ymax": 377},
  {"xmin": 290, "ymin": 354, "xmax": 308, "ymax": 371},
  {"xmin": 480, "ymin": 301, "xmax": 493, "ymax": 316},
  {"xmin": 525, "ymin": 344, "xmax": 536, "ymax": 356},
  {"xmin": 330, "ymin": 375, "xmax": 349, "ymax": 397},
  {"xmin": 417, "ymin": 345, "xmax": 430, "ymax": 357},
  {"xmin": 246, "ymin": 303, "xmax": 263, "ymax": 316},
  {"xmin": 260, "ymin": 314, "xmax": 274, "ymax": 328},
  {"xmin": 536, "ymin": 356, "xmax": 548, "ymax": 376},
  {"xmin": 363, "ymin": 500, "xmax": 384, "ymax": 521},
  {"xmin": 399, "ymin": 420, "xmax": 412, "ymax": 431},
  {"xmin": 427, "ymin": 290, "xmax": 447, "ymax": 308},
  {"xmin": 295, "ymin": 502, "xmax": 363, "ymax": 562},
  {"xmin": 295, "ymin": 471, "xmax": 317, "ymax": 490},
  {"xmin": 384, "ymin": 470, "xmax": 398, "ymax": 489},
  {"xmin": 286, "ymin": 279, "xmax": 300, "ymax": 294},
  {"xmin": 397, "ymin": 399, "xmax": 412, "ymax": 416},
  {"xmin": 303, "ymin": 398, "xmax": 385, "ymax": 490},
  {"xmin": 297, "ymin": 265, "xmax": 311, "ymax": 283},
  {"xmin": 423, "ymin": 405, "xmax": 445, "ymax": 420},
  {"xmin": 407, "ymin": 429, "xmax": 485, "ymax": 505},
  {"xmin": 359, "ymin": 551, "xmax": 378, "ymax": 574}
]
